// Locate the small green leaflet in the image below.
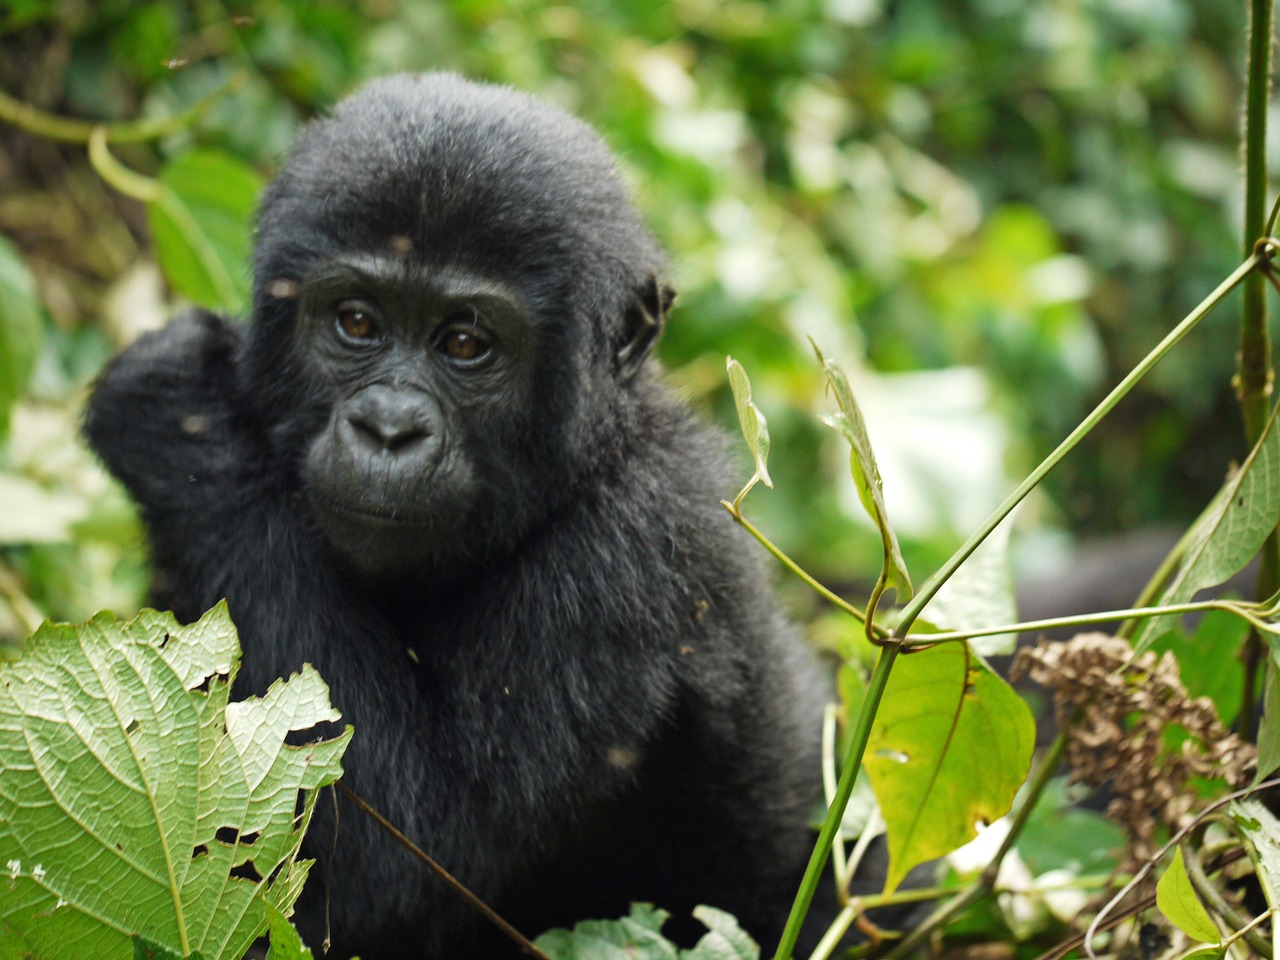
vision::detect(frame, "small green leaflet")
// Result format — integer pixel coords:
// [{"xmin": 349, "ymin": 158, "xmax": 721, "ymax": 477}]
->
[
  {"xmin": 813, "ymin": 343, "xmax": 912, "ymax": 604},
  {"xmin": 1156, "ymin": 847, "xmax": 1220, "ymax": 944},
  {"xmin": 725, "ymin": 357, "xmax": 773, "ymax": 511}
]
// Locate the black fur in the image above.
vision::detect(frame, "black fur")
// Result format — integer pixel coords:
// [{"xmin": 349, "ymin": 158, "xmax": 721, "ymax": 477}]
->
[{"xmin": 85, "ymin": 74, "xmax": 824, "ymax": 958}]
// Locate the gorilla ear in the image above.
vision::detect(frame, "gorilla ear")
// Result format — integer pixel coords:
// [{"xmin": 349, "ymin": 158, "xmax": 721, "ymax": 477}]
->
[{"xmin": 616, "ymin": 276, "xmax": 675, "ymax": 381}]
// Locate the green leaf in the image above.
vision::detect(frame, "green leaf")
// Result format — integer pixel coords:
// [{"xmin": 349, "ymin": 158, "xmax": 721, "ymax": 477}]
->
[
  {"xmin": 1017, "ymin": 780, "xmax": 1124, "ymax": 875},
  {"xmin": 535, "ymin": 904, "xmax": 756, "ymax": 960},
  {"xmin": 0, "ymin": 234, "xmax": 43, "ymax": 439},
  {"xmin": 1257, "ymin": 661, "xmax": 1280, "ymax": 784},
  {"xmin": 865, "ymin": 643, "xmax": 1034, "ymax": 893},
  {"xmin": 725, "ymin": 357, "xmax": 774, "ymax": 507},
  {"xmin": 536, "ymin": 904, "xmax": 677, "ymax": 960},
  {"xmin": 1232, "ymin": 796, "xmax": 1280, "ymax": 907},
  {"xmin": 813, "ymin": 344, "xmax": 912, "ymax": 604},
  {"xmin": 147, "ymin": 151, "xmax": 262, "ymax": 312},
  {"xmin": 1156, "ymin": 847, "xmax": 1220, "ymax": 944},
  {"xmin": 1134, "ymin": 400, "xmax": 1280, "ymax": 651},
  {"xmin": 0, "ymin": 604, "xmax": 351, "ymax": 960},
  {"xmin": 920, "ymin": 517, "xmax": 1015, "ymax": 655},
  {"xmin": 263, "ymin": 902, "xmax": 313, "ymax": 960},
  {"xmin": 684, "ymin": 906, "xmax": 758, "ymax": 960},
  {"xmin": 132, "ymin": 936, "xmax": 193, "ymax": 960}
]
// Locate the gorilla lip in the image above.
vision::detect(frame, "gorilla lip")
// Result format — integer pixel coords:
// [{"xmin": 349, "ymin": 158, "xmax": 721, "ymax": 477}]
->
[{"xmin": 312, "ymin": 492, "xmax": 436, "ymax": 528}]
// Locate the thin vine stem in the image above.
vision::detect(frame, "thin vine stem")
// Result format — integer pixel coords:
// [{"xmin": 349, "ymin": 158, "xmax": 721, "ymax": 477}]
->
[
  {"xmin": 895, "ymin": 250, "xmax": 1266, "ymax": 637},
  {"xmin": 773, "ymin": 641, "xmax": 901, "ymax": 960},
  {"xmin": 0, "ymin": 71, "xmax": 245, "ymax": 144},
  {"xmin": 722, "ymin": 501, "xmax": 873, "ymax": 628},
  {"xmin": 902, "ymin": 596, "xmax": 1280, "ymax": 647}
]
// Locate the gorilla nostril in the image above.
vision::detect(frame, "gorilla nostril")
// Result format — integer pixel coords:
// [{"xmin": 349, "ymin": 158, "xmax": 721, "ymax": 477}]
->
[{"xmin": 347, "ymin": 416, "xmax": 428, "ymax": 454}]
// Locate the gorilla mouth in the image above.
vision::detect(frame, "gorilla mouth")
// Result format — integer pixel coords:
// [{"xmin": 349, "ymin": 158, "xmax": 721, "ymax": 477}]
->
[{"xmin": 312, "ymin": 493, "xmax": 437, "ymax": 529}]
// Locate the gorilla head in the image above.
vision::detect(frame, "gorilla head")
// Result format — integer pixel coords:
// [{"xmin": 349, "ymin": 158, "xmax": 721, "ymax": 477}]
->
[{"xmin": 242, "ymin": 75, "xmax": 672, "ymax": 580}]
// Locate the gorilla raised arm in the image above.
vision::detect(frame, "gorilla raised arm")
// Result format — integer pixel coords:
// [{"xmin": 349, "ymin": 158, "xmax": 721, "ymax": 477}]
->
[{"xmin": 85, "ymin": 74, "xmax": 824, "ymax": 958}]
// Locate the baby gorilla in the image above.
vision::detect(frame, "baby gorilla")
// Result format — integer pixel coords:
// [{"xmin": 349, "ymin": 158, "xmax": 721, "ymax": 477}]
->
[{"xmin": 86, "ymin": 73, "xmax": 825, "ymax": 958}]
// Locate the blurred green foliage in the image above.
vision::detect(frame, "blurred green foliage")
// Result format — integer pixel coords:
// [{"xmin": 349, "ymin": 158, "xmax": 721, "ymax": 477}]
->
[{"xmin": 0, "ymin": 0, "xmax": 1253, "ymax": 636}]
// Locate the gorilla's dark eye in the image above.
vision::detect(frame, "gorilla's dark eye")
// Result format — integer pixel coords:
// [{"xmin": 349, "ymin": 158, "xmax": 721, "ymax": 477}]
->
[
  {"xmin": 439, "ymin": 330, "xmax": 490, "ymax": 364},
  {"xmin": 336, "ymin": 304, "xmax": 381, "ymax": 343}
]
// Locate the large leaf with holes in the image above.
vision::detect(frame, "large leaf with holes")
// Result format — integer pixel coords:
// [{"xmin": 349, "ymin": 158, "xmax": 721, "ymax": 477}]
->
[
  {"xmin": 865, "ymin": 642, "xmax": 1034, "ymax": 893},
  {"xmin": 0, "ymin": 604, "xmax": 350, "ymax": 960}
]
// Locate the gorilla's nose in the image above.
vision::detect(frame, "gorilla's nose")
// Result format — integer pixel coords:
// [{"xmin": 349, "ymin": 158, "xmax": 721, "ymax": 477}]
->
[{"xmin": 343, "ymin": 385, "xmax": 432, "ymax": 455}]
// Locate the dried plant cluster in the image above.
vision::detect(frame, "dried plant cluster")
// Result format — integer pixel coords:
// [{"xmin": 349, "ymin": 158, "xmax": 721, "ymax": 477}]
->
[{"xmin": 1012, "ymin": 633, "xmax": 1255, "ymax": 859}]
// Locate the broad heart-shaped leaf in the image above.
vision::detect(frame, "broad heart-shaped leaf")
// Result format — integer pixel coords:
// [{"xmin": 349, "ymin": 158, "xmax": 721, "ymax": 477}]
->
[
  {"xmin": 147, "ymin": 150, "xmax": 261, "ymax": 312},
  {"xmin": 0, "ymin": 604, "xmax": 351, "ymax": 960},
  {"xmin": 1133, "ymin": 399, "xmax": 1280, "ymax": 653},
  {"xmin": 814, "ymin": 345, "xmax": 912, "ymax": 604},
  {"xmin": 725, "ymin": 357, "xmax": 773, "ymax": 506},
  {"xmin": 0, "ymin": 234, "xmax": 42, "ymax": 439},
  {"xmin": 864, "ymin": 642, "xmax": 1034, "ymax": 893},
  {"xmin": 1156, "ymin": 847, "xmax": 1220, "ymax": 944}
]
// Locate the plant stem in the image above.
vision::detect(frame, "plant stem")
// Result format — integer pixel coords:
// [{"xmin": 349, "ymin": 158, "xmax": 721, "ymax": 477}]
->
[
  {"xmin": 0, "ymin": 561, "xmax": 43, "ymax": 635},
  {"xmin": 903, "ymin": 596, "xmax": 1279, "ymax": 647},
  {"xmin": 1239, "ymin": 0, "xmax": 1279, "ymax": 742},
  {"xmin": 722, "ymin": 501, "xmax": 872, "ymax": 627},
  {"xmin": 0, "ymin": 71, "xmax": 245, "ymax": 143},
  {"xmin": 774, "ymin": 641, "xmax": 901, "ymax": 960},
  {"xmin": 1240, "ymin": 0, "xmax": 1274, "ymax": 439},
  {"xmin": 895, "ymin": 251, "xmax": 1264, "ymax": 637}
]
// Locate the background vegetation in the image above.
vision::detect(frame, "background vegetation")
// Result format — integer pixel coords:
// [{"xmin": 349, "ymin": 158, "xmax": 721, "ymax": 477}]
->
[
  {"xmin": 0, "ymin": 2, "xmax": 1272, "ymax": 958},
  {"xmin": 0, "ymin": 0, "xmax": 1256, "ymax": 637}
]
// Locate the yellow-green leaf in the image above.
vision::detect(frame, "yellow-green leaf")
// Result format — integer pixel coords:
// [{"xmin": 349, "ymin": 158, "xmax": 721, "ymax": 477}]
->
[
  {"xmin": 1156, "ymin": 847, "xmax": 1220, "ymax": 944},
  {"xmin": 726, "ymin": 357, "xmax": 773, "ymax": 507},
  {"xmin": 147, "ymin": 151, "xmax": 261, "ymax": 312},
  {"xmin": 865, "ymin": 643, "xmax": 1034, "ymax": 893},
  {"xmin": 814, "ymin": 344, "xmax": 912, "ymax": 604}
]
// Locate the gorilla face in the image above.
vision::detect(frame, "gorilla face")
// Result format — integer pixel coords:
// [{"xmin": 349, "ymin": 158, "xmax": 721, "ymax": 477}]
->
[{"xmin": 290, "ymin": 254, "xmax": 541, "ymax": 580}]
